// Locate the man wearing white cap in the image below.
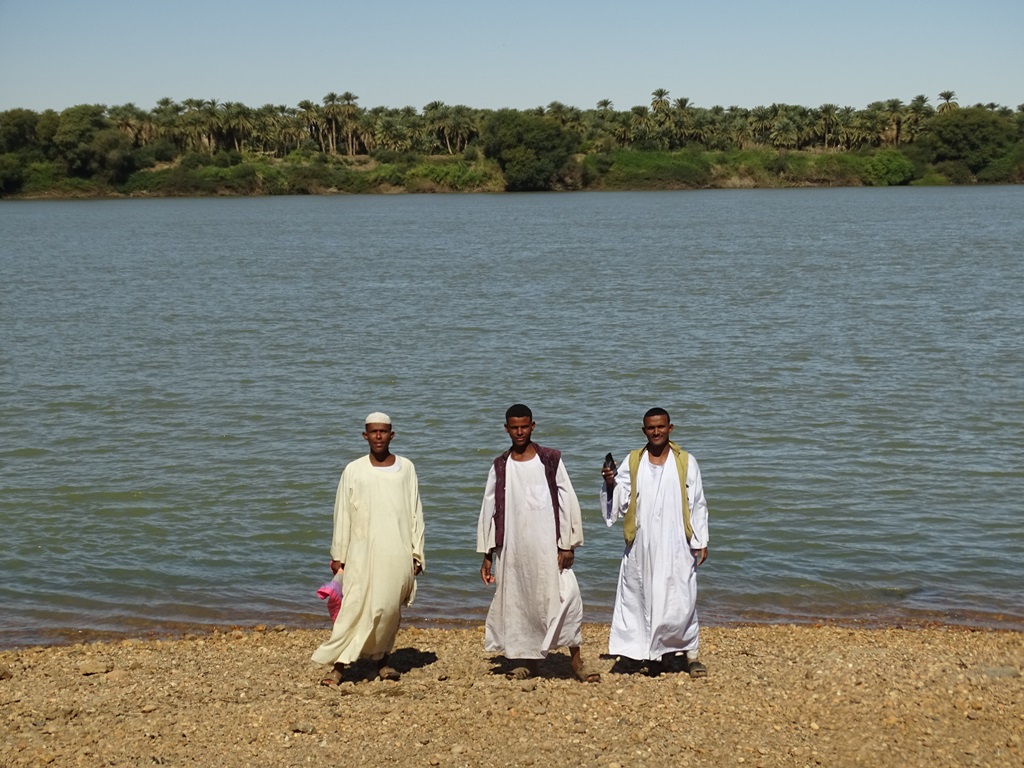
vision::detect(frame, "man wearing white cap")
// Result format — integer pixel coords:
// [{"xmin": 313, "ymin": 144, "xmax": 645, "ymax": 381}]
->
[{"xmin": 313, "ymin": 412, "xmax": 425, "ymax": 684}]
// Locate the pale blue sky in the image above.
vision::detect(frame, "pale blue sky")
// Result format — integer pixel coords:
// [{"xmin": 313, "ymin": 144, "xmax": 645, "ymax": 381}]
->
[{"xmin": 1, "ymin": 0, "xmax": 1021, "ymax": 114}]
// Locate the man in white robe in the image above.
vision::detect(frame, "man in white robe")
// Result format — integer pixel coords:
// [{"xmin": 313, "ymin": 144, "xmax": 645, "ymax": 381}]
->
[
  {"xmin": 313, "ymin": 412, "xmax": 425, "ymax": 684},
  {"xmin": 601, "ymin": 407, "xmax": 709, "ymax": 677},
  {"xmin": 477, "ymin": 404, "xmax": 599, "ymax": 682}
]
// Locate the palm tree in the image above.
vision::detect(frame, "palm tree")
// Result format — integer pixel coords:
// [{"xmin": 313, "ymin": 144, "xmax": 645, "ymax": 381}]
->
[
  {"xmin": 662, "ymin": 98, "xmax": 692, "ymax": 147},
  {"xmin": 198, "ymin": 99, "xmax": 222, "ymax": 154},
  {"xmin": 152, "ymin": 97, "xmax": 184, "ymax": 149},
  {"xmin": 423, "ymin": 101, "xmax": 449, "ymax": 153},
  {"xmin": 108, "ymin": 103, "xmax": 147, "ymax": 147},
  {"xmin": 322, "ymin": 92, "xmax": 342, "ymax": 154},
  {"xmin": 816, "ymin": 104, "xmax": 839, "ymax": 150},
  {"xmin": 251, "ymin": 104, "xmax": 283, "ymax": 155},
  {"xmin": 629, "ymin": 105, "xmax": 653, "ymax": 142},
  {"xmin": 448, "ymin": 105, "xmax": 477, "ymax": 153},
  {"xmin": 297, "ymin": 100, "xmax": 325, "ymax": 152},
  {"xmin": 749, "ymin": 106, "xmax": 772, "ymax": 145},
  {"xmin": 356, "ymin": 111, "xmax": 378, "ymax": 153},
  {"xmin": 275, "ymin": 106, "xmax": 306, "ymax": 156},
  {"xmin": 728, "ymin": 116, "xmax": 753, "ymax": 149},
  {"xmin": 339, "ymin": 92, "xmax": 361, "ymax": 155},
  {"xmin": 546, "ymin": 101, "xmax": 570, "ymax": 125},
  {"xmin": 769, "ymin": 117, "xmax": 798, "ymax": 149},
  {"xmin": 686, "ymin": 111, "xmax": 713, "ymax": 147},
  {"xmin": 880, "ymin": 99, "xmax": 905, "ymax": 146},
  {"xmin": 937, "ymin": 91, "xmax": 959, "ymax": 113},
  {"xmin": 375, "ymin": 113, "xmax": 408, "ymax": 151},
  {"xmin": 651, "ymin": 88, "xmax": 670, "ymax": 114},
  {"xmin": 596, "ymin": 99, "xmax": 613, "ymax": 113},
  {"xmin": 855, "ymin": 107, "xmax": 887, "ymax": 148},
  {"xmin": 612, "ymin": 114, "xmax": 632, "ymax": 147},
  {"xmin": 903, "ymin": 95, "xmax": 932, "ymax": 142},
  {"xmin": 179, "ymin": 99, "xmax": 208, "ymax": 152},
  {"xmin": 563, "ymin": 106, "xmax": 587, "ymax": 136},
  {"xmin": 222, "ymin": 102, "xmax": 254, "ymax": 152},
  {"xmin": 834, "ymin": 106, "xmax": 857, "ymax": 150}
]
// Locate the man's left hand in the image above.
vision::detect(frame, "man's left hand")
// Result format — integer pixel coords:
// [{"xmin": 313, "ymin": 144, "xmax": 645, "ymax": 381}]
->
[
  {"xmin": 557, "ymin": 548, "xmax": 575, "ymax": 571},
  {"xmin": 692, "ymin": 547, "xmax": 708, "ymax": 567}
]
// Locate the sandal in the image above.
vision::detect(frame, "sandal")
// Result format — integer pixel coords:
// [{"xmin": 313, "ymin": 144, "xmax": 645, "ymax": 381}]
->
[
  {"xmin": 506, "ymin": 666, "xmax": 533, "ymax": 680},
  {"xmin": 319, "ymin": 664, "xmax": 344, "ymax": 687},
  {"xmin": 687, "ymin": 660, "xmax": 708, "ymax": 678},
  {"xmin": 377, "ymin": 665, "xmax": 400, "ymax": 681},
  {"xmin": 572, "ymin": 661, "xmax": 601, "ymax": 684}
]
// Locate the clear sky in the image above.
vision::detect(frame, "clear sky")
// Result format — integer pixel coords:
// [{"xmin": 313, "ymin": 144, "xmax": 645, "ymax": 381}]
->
[{"xmin": 1, "ymin": 0, "xmax": 1021, "ymax": 114}]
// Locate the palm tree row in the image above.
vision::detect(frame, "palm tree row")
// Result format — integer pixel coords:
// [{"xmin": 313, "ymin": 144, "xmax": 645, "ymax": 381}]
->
[
  {"xmin": 102, "ymin": 93, "xmax": 483, "ymax": 159},
  {"xmin": 87, "ymin": 89, "xmax": 1020, "ymax": 158}
]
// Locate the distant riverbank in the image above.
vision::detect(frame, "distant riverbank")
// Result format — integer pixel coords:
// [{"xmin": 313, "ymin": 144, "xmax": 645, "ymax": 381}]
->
[{"xmin": 4, "ymin": 145, "xmax": 1020, "ymax": 201}]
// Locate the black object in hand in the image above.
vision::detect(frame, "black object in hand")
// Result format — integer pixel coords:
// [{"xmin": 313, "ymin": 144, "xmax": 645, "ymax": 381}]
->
[{"xmin": 603, "ymin": 452, "xmax": 617, "ymax": 472}]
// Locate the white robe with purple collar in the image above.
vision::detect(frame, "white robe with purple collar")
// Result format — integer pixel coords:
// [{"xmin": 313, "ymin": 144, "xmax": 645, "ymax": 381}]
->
[{"xmin": 477, "ymin": 455, "xmax": 584, "ymax": 659}]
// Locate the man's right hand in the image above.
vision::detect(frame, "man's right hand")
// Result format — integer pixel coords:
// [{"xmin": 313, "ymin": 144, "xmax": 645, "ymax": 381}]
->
[{"xmin": 480, "ymin": 553, "xmax": 495, "ymax": 585}]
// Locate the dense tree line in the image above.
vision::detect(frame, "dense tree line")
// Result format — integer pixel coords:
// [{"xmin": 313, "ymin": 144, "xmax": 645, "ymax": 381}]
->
[{"xmin": 1, "ymin": 89, "xmax": 1021, "ymax": 196}]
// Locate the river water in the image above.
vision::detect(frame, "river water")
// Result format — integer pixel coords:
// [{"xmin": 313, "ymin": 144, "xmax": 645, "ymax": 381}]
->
[{"xmin": 1, "ymin": 187, "xmax": 1022, "ymax": 647}]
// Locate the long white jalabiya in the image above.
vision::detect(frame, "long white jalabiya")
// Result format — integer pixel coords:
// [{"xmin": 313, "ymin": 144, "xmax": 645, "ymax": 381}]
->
[
  {"xmin": 312, "ymin": 455, "xmax": 425, "ymax": 665},
  {"xmin": 477, "ymin": 456, "xmax": 584, "ymax": 659},
  {"xmin": 601, "ymin": 450, "xmax": 709, "ymax": 661}
]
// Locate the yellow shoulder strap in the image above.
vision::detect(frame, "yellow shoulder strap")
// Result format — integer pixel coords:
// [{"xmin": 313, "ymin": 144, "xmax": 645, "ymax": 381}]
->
[
  {"xmin": 623, "ymin": 442, "xmax": 692, "ymax": 545},
  {"xmin": 623, "ymin": 449, "xmax": 644, "ymax": 545}
]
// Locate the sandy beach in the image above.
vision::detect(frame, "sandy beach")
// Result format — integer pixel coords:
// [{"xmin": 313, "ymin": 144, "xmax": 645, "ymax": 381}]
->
[{"xmin": 2, "ymin": 622, "xmax": 1021, "ymax": 767}]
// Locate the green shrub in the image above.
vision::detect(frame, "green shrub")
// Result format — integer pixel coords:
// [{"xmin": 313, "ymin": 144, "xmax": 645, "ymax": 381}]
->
[
  {"xmin": 862, "ymin": 150, "xmax": 915, "ymax": 186},
  {"xmin": 806, "ymin": 153, "xmax": 866, "ymax": 184},
  {"xmin": 780, "ymin": 152, "xmax": 813, "ymax": 180},
  {"xmin": 180, "ymin": 152, "xmax": 209, "ymax": 170},
  {"xmin": 976, "ymin": 143, "xmax": 1024, "ymax": 183},
  {"xmin": 213, "ymin": 150, "xmax": 243, "ymax": 168},
  {"xmin": 122, "ymin": 168, "xmax": 168, "ymax": 193},
  {"xmin": 910, "ymin": 173, "xmax": 950, "ymax": 186},
  {"xmin": 21, "ymin": 161, "xmax": 64, "ymax": 193},
  {"xmin": 405, "ymin": 160, "xmax": 494, "ymax": 191},
  {"xmin": 370, "ymin": 148, "xmax": 415, "ymax": 166},
  {"xmin": 284, "ymin": 162, "xmax": 368, "ymax": 194},
  {"xmin": 368, "ymin": 163, "xmax": 406, "ymax": 187},
  {"xmin": 0, "ymin": 153, "xmax": 25, "ymax": 193},
  {"xmin": 934, "ymin": 160, "xmax": 973, "ymax": 184},
  {"xmin": 481, "ymin": 110, "xmax": 581, "ymax": 191},
  {"xmin": 600, "ymin": 149, "xmax": 712, "ymax": 188}
]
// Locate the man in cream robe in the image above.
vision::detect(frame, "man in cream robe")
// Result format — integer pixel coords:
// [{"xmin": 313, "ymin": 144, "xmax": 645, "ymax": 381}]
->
[
  {"xmin": 601, "ymin": 408, "xmax": 709, "ymax": 677},
  {"xmin": 313, "ymin": 413, "xmax": 424, "ymax": 683},
  {"xmin": 477, "ymin": 404, "xmax": 598, "ymax": 681}
]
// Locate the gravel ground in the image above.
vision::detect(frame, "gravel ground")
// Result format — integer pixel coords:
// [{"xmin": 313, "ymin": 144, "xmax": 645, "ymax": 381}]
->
[{"xmin": 2, "ymin": 623, "xmax": 1021, "ymax": 767}]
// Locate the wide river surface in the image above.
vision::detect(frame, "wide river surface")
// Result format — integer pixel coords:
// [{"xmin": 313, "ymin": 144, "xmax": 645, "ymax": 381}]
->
[{"xmin": 1, "ymin": 187, "xmax": 1022, "ymax": 647}]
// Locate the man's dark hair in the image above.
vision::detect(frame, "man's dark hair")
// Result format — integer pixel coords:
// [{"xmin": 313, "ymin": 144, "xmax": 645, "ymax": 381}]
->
[
  {"xmin": 643, "ymin": 407, "xmax": 671, "ymax": 422},
  {"xmin": 505, "ymin": 403, "xmax": 533, "ymax": 422}
]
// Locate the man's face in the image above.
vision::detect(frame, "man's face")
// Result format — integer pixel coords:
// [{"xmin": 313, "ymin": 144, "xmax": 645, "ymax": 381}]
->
[
  {"xmin": 504, "ymin": 416, "xmax": 535, "ymax": 450},
  {"xmin": 642, "ymin": 414, "xmax": 673, "ymax": 449},
  {"xmin": 363, "ymin": 422, "xmax": 394, "ymax": 453}
]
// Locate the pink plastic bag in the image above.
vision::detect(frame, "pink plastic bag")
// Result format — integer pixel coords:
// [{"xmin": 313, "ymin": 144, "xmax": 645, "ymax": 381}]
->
[{"xmin": 316, "ymin": 574, "xmax": 343, "ymax": 622}]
